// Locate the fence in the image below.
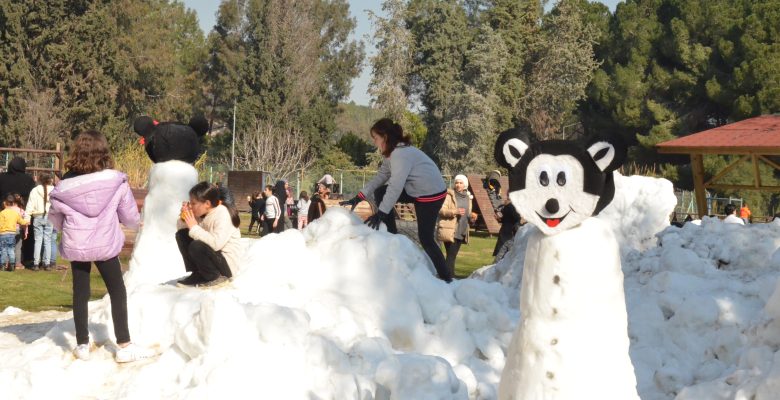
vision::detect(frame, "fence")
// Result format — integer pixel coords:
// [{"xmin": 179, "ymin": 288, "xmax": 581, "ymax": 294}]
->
[
  {"xmin": 673, "ymin": 189, "xmax": 743, "ymax": 218},
  {"xmin": 0, "ymin": 144, "xmax": 63, "ymax": 178}
]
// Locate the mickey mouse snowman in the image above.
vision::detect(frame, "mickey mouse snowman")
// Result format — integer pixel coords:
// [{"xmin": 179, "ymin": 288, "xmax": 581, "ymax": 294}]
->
[
  {"xmin": 123, "ymin": 115, "xmax": 208, "ymax": 290},
  {"xmin": 495, "ymin": 129, "xmax": 640, "ymax": 400}
]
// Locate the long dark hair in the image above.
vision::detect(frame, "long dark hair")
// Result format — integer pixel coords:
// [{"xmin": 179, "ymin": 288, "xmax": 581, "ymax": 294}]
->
[
  {"xmin": 189, "ymin": 182, "xmax": 240, "ymax": 227},
  {"xmin": 371, "ymin": 118, "xmax": 411, "ymax": 157},
  {"xmin": 39, "ymin": 173, "xmax": 53, "ymax": 216}
]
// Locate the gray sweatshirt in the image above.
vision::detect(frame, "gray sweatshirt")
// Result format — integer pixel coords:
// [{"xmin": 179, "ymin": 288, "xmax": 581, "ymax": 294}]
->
[{"xmin": 360, "ymin": 144, "xmax": 446, "ymax": 214}]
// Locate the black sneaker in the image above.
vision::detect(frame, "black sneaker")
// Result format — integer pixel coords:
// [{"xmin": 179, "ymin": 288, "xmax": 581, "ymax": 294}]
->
[
  {"xmin": 176, "ymin": 274, "xmax": 205, "ymax": 288},
  {"xmin": 195, "ymin": 275, "xmax": 229, "ymax": 289}
]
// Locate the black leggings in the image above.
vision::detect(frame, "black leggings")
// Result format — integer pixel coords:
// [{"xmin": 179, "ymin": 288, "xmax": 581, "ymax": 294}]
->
[
  {"xmin": 248, "ymin": 215, "xmax": 261, "ymax": 234},
  {"xmin": 444, "ymin": 239, "xmax": 464, "ymax": 279},
  {"xmin": 374, "ymin": 186, "xmax": 451, "ymax": 283},
  {"xmin": 175, "ymin": 229, "xmax": 232, "ymax": 281},
  {"xmin": 72, "ymin": 256, "xmax": 130, "ymax": 345}
]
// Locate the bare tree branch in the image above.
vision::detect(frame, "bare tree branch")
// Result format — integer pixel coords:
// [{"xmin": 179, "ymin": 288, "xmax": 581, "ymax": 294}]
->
[{"xmin": 233, "ymin": 118, "xmax": 314, "ymax": 180}]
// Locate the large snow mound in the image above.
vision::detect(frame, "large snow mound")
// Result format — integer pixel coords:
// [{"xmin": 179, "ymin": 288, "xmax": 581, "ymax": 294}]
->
[
  {"xmin": 473, "ymin": 173, "xmax": 780, "ymax": 400},
  {"xmin": 3, "ymin": 171, "xmax": 780, "ymax": 400},
  {"xmin": 0, "ymin": 208, "xmax": 515, "ymax": 399}
]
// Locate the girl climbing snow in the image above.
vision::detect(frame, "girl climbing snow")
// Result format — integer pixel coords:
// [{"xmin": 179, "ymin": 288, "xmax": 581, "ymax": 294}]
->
[
  {"xmin": 49, "ymin": 130, "xmax": 153, "ymax": 362},
  {"xmin": 341, "ymin": 118, "xmax": 451, "ymax": 282},
  {"xmin": 175, "ymin": 182, "xmax": 242, "ymax": 288}
]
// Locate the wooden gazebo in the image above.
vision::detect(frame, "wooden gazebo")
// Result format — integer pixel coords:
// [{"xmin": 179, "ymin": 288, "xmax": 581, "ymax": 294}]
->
[{"xmin": 656, "ymin": 115, "xmax": 780, "ymax": 216}]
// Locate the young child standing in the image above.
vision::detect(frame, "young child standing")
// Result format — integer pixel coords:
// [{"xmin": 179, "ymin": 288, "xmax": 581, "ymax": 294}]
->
[
  {"xmin": 261, "ymin": 185, "xmax": 282, "ymax": 235},
  {"xmin": 0, "ymin": 194, "xmax": 29, "ymax": 271},
  {"xmin": 176, "ymin": 182, "xmax": 242, "ymax": 288},
  {"xmin": 26, "ymin": 173, "xmax": 55, "ymax": 270},
  {"xmin": 48, "ymin": 130, "xmax": 153, "ymax": 362},
  {"xmin": 296, "ymin": 191, "xmax": 310, "ymax": 229}
]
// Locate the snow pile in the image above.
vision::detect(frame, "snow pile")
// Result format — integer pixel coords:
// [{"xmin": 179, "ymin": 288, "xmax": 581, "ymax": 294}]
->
[
  {"xmin": 0, "ymin": 208, "xmax": 515, "ymax": 399},
  {"xmin": 628, "ymin": 220, "xmax": 780, "ymax": 400}
]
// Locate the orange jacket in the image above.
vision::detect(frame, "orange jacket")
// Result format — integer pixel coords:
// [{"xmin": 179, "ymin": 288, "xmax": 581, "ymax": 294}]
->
[{"xmin": 740, "ymin": 206, "xmax": 751, "ymax": 219}]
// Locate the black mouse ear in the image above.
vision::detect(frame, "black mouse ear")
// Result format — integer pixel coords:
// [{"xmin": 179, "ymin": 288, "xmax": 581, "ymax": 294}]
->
[
  {"xmin": 133, "ymin": 116, "xmax": 156, "ymax": 137},
  {"xmin": 189, "ymin": 115, "xmax": 209, "ymax": 136},
  {"xmin": 586, "ymin": 134, "xmax": 627, "ymax": 173},
  {"xmin": 494, "ymin": 128, "xmax": 529, "ymax": 169}
]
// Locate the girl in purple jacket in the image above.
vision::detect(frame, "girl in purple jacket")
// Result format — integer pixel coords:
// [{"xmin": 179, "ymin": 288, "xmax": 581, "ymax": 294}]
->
[{"xmin": 49, "ymin": 130, "xmax": 153, "ymax": 363}]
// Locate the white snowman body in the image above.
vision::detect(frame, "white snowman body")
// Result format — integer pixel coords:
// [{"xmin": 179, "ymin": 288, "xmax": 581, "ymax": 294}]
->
[
  {"xmin": 493, "ymin": 131, "xmax": 639, "ymax": 400},
  {"xmin": 498, "ymin": 217, "xmax": 638, "ymax": 399},
  {"xmin": 123, "ymin": 160, "xmax": 197, "ymax": 291}
]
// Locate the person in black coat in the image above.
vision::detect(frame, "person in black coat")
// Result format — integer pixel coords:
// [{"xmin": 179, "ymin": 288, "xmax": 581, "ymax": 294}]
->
[
  {"xmin": 0, "ymin": 157, "xmax": 36, "ymax": 268},
  {"xmin": 273, "ymin": 180, "xmax": 288, "ymax": 232},
  {"xmin": 0, "ymin": 157, "xmax": 35, "ymax": 204}
]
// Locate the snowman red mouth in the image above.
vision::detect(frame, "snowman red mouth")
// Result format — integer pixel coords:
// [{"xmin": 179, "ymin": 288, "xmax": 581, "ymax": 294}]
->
[{"xmin": 536, "ymin": 211, "xmax": 570, "ymax": 228}]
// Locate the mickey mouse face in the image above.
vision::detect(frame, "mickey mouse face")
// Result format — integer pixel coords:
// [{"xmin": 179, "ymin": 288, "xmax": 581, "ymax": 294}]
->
[
  {"xmin": 133, "ymin": 115, "xmax": 208, "ymax": 164},
  {"xmin": 495, "ymin": 129, "xmax": 625, "ymax": 236},
  {"xmin": 509, "ymin": 153, "xmax": 600, "ymax": 235}
]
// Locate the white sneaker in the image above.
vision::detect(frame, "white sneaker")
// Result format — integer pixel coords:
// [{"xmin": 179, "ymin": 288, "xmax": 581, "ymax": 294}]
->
[
  {"xmin": 115, "ymin": 343, "xmax": 155, "ymax": 363},
  {"xmin": 73, "ymin": 344, "xmax": 90, "ymax": 361}
]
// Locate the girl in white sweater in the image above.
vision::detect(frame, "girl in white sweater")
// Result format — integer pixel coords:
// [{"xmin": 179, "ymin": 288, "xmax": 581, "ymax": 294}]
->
[
  {"xmin": 176, "ymin": 182, "xmax": 242, "ymax": 288},
  {"xmin": 25, "ymin": 173, "xmax": 55, "ymax": 270}
]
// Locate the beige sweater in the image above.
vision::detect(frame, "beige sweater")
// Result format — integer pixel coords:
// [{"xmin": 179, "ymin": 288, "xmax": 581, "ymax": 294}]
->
[{"xmin": 188, "ymin": 205, "xmax": 242, "ymax": 275}]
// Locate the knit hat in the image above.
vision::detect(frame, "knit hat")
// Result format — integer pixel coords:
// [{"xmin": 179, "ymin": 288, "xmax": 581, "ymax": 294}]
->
[{"xmin": 454, "ymin": 174, "xmax": 469, "ymax": 190}]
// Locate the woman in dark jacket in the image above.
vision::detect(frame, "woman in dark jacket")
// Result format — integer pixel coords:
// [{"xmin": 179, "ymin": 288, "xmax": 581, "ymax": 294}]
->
[{"xmin": 273, "ymin": 180, "xmax": 288, "ymax": 232}]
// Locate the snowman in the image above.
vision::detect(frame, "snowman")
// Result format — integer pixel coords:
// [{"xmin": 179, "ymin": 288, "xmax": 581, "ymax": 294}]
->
[
  {"xmin": 122, "ymin": 115, "xmax": 208, "ymax": 290},
  {"xmin": 494, "ymin": 129, "xmax": 640, "ymax": 400}
]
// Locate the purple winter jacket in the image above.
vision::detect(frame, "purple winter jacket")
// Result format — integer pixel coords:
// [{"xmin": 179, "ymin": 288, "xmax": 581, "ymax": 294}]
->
[{"xmin": 49, "ymin": 169, "xmax": 140, "ymax": 262}]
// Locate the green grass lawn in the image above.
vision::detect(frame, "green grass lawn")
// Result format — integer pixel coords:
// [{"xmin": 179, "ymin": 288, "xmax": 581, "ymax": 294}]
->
[
  {"xmin": 1, "ymin": 213, "xmax": 497, "ymax": 312},
  {"xmin": 0, "ymin": 268, "xmax": 108, "ymax": 312}
]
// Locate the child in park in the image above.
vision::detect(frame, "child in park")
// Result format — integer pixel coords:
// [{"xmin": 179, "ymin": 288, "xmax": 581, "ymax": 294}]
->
[
  {"xmin": 0, "ymin": 194, "xmax": 29, "ymax": 271},
  {"xmin": 26, "ymin": 173, "xmax": 55, "ymax": 270},
  {"xmin": 261, "ymin": 184, "xmax": 282, "ymax": 235},
  {"xmin": 175, "ymin": 182, "xmax": 242, "ymax": 288},
  {"xmin": 48, "ymin": 130, "xmax": 153, "ymax": 362},
  {"xmin": 296, "ymin": 191, "xmax": 310, "ymax": 229}
]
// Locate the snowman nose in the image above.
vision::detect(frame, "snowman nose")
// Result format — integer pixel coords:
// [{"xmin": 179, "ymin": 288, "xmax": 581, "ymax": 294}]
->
[{"xmin": 545, "ymin": 198, "xmax": 559, "ymax": 214}]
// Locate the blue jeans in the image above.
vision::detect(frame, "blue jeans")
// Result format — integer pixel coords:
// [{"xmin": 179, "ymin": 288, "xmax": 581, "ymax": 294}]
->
[
  {"xmin": 33, "ymin": 216, "xmax": 54, "ymax": 265},
  {"xmin": 51, "ymin": 229, "xmax": 58, "ymax": 263},
  {"xmin": 0, "ymin": 234, "xmax": 16, "ymax": 265}
]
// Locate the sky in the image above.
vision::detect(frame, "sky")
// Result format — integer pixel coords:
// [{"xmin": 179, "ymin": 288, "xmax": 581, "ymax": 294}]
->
[{"xmin": 181, "ymin": 0, "xmax": 623, "ymax": 106}]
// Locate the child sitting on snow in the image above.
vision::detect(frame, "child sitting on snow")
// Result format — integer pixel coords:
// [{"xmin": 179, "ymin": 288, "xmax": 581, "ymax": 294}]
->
[{"xmin": 175, "ymin": 182, "xmax": 242, "ymax": 288}]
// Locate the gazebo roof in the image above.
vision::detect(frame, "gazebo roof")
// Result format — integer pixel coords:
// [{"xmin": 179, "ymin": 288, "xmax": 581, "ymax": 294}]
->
[{"xmin": 656, "ymin": 115, "xmax": 780, "ymax": 155}]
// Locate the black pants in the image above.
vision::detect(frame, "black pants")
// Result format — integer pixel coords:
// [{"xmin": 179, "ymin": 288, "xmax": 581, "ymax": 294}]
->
[
  {"xmin": 175, "ymin": 229, "xmax": 232, "ymax": 281},
  {"xmin": 444, "ymin": 239, "xmax": 464, "ymax": 279},
  {"xmin": 261, "ymin": 218, "xmax": 283, "ymax": 236},
  {"xmin": 374, "ymin": 186, "xmax": 451, "ymax": 283},
  {"xmin": 248, "ymin": 215, "xmax": 261, "ymax": 234},
  {"xmin": 72, "ymin": 256, "xmax": 130, "ymax": 345}
]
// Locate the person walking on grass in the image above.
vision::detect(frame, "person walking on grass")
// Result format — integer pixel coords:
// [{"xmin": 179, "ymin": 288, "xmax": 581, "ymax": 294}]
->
[
  {"xmin": 247, "ymin": 190, "xmax": 264, "ymax": 235},
  {"xmin": 438, "ymin": 175, "xmax": 472, "ymax": 279},
  {"xmin": 49, "ymin": 130, "xmax": 153, "ymax": 362},
  {"xmin": 341, "ymin": 118, "xmax": 451, "ymax": 283},
  {"xmin": 0, "ymin": 194, "xmax": 29, "ymax": 271},
  {"xmin": 261, "ymin": 185, "xmax": 282, "ymax": 235},
  {"xmin": 26, "ymin": 173, "xmax": 55, "ymax": 270},
  {"xmin": 175, "ymin": 182, "xmax": 242, "ymax": 288}
]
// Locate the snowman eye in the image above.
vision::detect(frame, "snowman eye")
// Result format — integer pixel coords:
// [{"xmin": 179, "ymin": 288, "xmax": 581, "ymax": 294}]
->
[
  {"xmin": 557, "ymin": 171, "xmax": 566, "ymax": 186},
  {"xmin": 540, "ymin": 171, "xmax": 549, "ymax": 187}
]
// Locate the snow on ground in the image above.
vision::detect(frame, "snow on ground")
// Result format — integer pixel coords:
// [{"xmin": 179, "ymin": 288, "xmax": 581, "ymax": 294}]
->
[{"xmin": 1, "ymin": 171, "xmax": 780, "ymax": 400}]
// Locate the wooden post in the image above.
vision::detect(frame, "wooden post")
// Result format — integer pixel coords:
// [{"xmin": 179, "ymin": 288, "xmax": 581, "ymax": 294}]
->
[
  {"xmin": 752, "ymin": 154, "xmax": 761, "ymax": 188},
  {"xmin": 691, "ymin": 154, "xmax": 708, "ymax": 217},
  {"xmin": 55, "ymin": 143, "xmax": 62, "ymax": 177}
]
